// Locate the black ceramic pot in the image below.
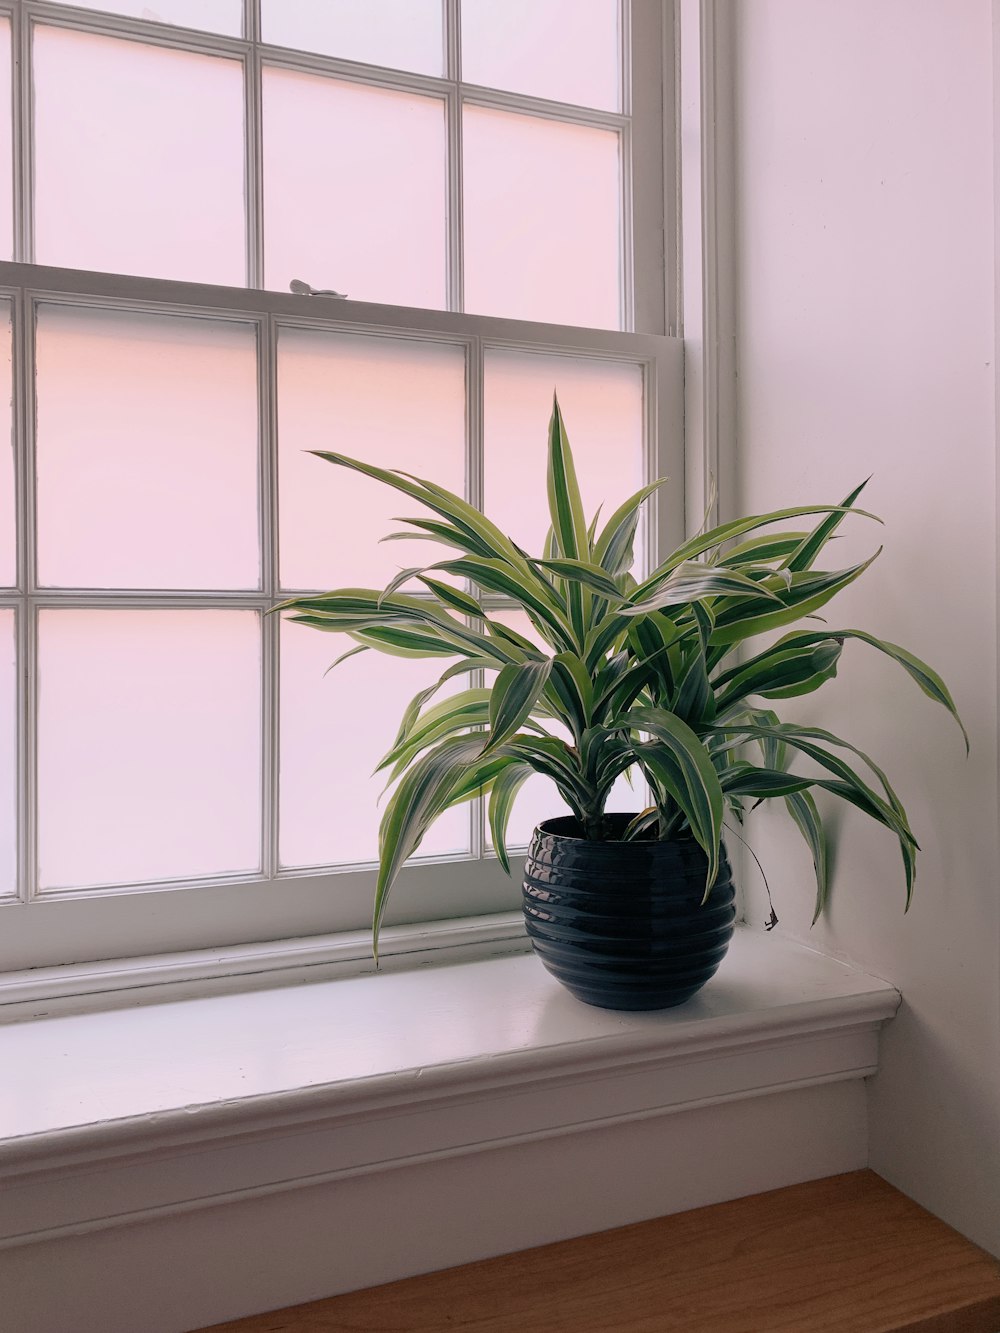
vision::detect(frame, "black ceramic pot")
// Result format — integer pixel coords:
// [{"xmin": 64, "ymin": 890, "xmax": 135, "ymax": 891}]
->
[{"xmin": 522, "ymin": 813, "xmax": 736, "ymax": 1011}]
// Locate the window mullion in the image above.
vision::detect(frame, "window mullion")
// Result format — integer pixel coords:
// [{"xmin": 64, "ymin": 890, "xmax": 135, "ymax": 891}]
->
[
  {"xmin": 244, "ymin": 45, "xmax": 264, "ymax": 289},
  {"xmin": 11, "ymin": 2, "xmax": 32, "ymax": 264},
  {"xmin": 466, "ymin": 331, "xmax": 485, "ymax": 859},
  {"xmin": 628, "ymin": 0, "xmax": 670, "ymax": 337},
  {"xmin": 261, "ymin": 311, "xmax": 278, "ymax": 878},
  {"xmin": 14, "ymin": 286, "xmax": 36, "ymax": 901},
  {"xmin": 444, "ymin": 0, "xmax": 463, "ymax": 314}
]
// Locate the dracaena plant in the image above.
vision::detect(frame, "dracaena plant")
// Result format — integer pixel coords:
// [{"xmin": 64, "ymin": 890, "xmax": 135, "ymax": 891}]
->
[{"xmin": 278, "ymin": 397, "xmax": 966, "ymax": 951}]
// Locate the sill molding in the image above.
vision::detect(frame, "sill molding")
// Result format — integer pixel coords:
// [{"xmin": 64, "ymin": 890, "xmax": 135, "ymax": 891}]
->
[
  {"xmin": 0, "ymin": 927, "xmax": 898, "ymax": 1251},
  {"xmin": 0, "ymin": 910, "xmax": 529, "ymax": 1020}
]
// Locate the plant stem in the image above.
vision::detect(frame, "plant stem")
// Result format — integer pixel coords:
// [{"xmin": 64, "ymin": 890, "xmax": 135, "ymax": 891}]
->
[{"xmin": 582, "ymin": 807, "xmax": 605, "ymax": 841}]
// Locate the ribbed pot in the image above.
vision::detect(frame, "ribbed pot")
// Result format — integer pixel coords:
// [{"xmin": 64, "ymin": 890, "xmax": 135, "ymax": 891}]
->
[{"xmin": 522, "ymin": 814, "xmax": 736, "ymax": 1011}]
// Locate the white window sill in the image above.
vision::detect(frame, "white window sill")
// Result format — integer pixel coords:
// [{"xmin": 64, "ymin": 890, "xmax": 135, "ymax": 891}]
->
[{"xmin": 0, "ymin": 925, "xmax": 898, "ymax": 1251}]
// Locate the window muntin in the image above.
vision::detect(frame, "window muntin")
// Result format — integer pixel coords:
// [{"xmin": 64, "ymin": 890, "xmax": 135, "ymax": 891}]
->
[{"xmin": 0, "ymin": 1, "xmax": 677, "ymax": 971}]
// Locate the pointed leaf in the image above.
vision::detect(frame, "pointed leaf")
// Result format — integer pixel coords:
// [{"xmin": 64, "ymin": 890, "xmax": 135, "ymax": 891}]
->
[
  {"xmin": 622, "ymin": 561, "xmax": 782, "ymax": 616},
  {"xmin": 784, "ymin": 478, "xmax": 871, "ymax": 572},
  {"xmin": 784, "ymin": 790, "xmax": 829, "ymax": 923},
  {"xmin": 486, "ymin": 659, "xmax": 554, "ymax": 752},
  {"xmin": 488, "ymin": 762, "xmax": 534, "ymax": 874},
  {"xmin": 625, "ymin": 708, "xmax": 725, "ymax": 894}
]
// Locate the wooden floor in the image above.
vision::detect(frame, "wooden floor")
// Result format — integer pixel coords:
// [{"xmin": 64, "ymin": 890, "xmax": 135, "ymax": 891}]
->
[{"xmin": 201, "ymin": 1170, "xmax": 1000, "ymax": 1333}]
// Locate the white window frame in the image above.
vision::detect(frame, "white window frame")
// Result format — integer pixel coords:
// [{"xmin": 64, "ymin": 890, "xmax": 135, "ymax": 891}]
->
[{"xmin": 0, "ymin": 0, "xmax": 684, "ymax": 977}]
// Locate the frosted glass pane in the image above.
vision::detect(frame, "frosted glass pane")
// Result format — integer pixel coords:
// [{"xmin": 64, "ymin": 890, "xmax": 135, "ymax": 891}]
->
[
  {"xmin": 57, "ymin": 1, "xmax": 241, "ymax": 34},
  {"xmin": 277, "ymin": 327, "xmax": 465, "ymax": 590},
  {"xmin": 280, "ymin": 618, "xmax": 469, "ymax": 868},
  {"xmin": 34, "ymin": 28, "xmax": 245, "ymax": 285},
  {"xmin": 36, "ymin": 307, "xmax": 259, "ymax": 590},
  {"xmin": 462, "ymin": 0, "xmax": 620, "ymax": 111},
  {"xmin": 263, "ymin": 0, "xmax": 443, "ymax": 75},
  {"xmin": 464, "ymin": 108, "xmax": 621, "ymax": 328},
  {"xmin": 0, "ymin": 21, "xmax": 12, "ymax": 261},
  {"xmin": 0, "ymin": 610, "xmax": 14, "ymax": 897},
  {"xmin": 263, "ymin": 69, "xmax": 447, "ymax": 308},
  {"xmin": 483, "ymin": 351, "xmax": 644, "ymax": 562},
  {"xmin": 38, "ymin": 610, "xmax": 260, "ymax": 890},
  {"xmin": 0, "ymin": 302, "xmax": 13, "ymax": 587}
]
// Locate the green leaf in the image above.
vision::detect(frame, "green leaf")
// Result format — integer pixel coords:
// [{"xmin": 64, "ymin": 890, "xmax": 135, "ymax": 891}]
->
[
  {"xmin": 486, "ymin": 659, "xmax": 554, "ymax": 752},
  {"xmin": 436, "ymin": 557, "xmax": 575, "ymax": 652},
  {"xmin": 672, "ymin": 607, "xmax": 716, "ymax": 726},
  {"xmin": 532, "ymin": 557, "xmax": 625, "ymax": 600},
  {"xmin": 417, "ymin": 576, "xmax": 486, "ymax": 620},
  {"xmin": 546, "ymin": 395, "xmax": 590, "ymax": 643},
  {"xmin": 833, "ymin": 629, "xmax": 968, "ymax": 753},
  {"xmin": 719, "ymin": 763, "xmax": 817, "ymax": 798},
  {"xmin": 546, "ymin": 395, "xmax": 588, "ymax": 562},
  {"xmin": 707, "ymin": 719, "xmax": 918, "ymax": 906},
  {"xmin": 708, "ymin": 551, "xmax": 881, "ymax": 645},
  {"xmin": 311, "ymin": 451, "xmax": 523, "ymax": 567},
  {"xmin": 388, "ymin": 659, "xmax": 480, "ymax": 755},
  {"xmin": 714, "ymin": 639, "xmax": 843, "ymax": 708},
  {"xmin": 375, "ymin": 735, "xmax": 489, "ymax": 953},
  {"xmin": 379, "ymin": 689, "xmax": 492, "ymax": 775},
  {"xmin": 723, "ymin": 531, "xmax": 810, "ymax": 564},
  {"xmin": 547, "ymin": 651, "xmax": 594, "ymax": 737},
  {"xmin": 784, "ymin": 790, "xmax": 829, "ymax": 923},
  {"xmin": 488, "ymin": 763, "xmax": 534, "ymax": 874},
  {"xmin": 784, "ymin": 479, "xmax": 871, "ymax": 573},
  {"xmin": 632, "ymin": 503, "xmax": 882, "ymax": 602},
  {"xmin": 592, "ymin": 477, "xmax": 672, "ymax": 575},
  {"xmin": 502, "ymin": 734, "xmax": 592, "ymax": 811},
  {"xmin": 321, "ymin": 643, "xmax": 369, "ymax": 675},
  {"xmin": 380, "ymin": 516, "xmax": 494, "ymax": 559},
  {"xmin": 622, "ymin": 561, "xmax": 783, "ymax": 616},
  {"xmin": 625, "ymin": 708, "xmax": 725, "ymax": 896}
]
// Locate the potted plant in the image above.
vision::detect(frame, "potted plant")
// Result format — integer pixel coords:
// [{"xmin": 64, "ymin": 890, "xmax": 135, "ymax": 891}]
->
[{"xmin": 278, "ymin": 398, "xmax": 966, "ymax": 1010}]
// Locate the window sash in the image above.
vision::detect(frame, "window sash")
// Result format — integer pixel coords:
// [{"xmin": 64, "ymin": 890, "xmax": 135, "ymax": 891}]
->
[
  {"xmin": 1, "ymin": 0, "xmax": 669, "ymax": 336},
  {"xmin": 0, "ymin": 0, "xmax": 678, "ymax": 970},
  {"xmin": 0, "ymin": 261, "xmax": 683, "ymax": 970}
]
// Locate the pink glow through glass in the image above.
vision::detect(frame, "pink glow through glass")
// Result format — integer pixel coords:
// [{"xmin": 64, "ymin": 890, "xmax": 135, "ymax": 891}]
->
[
  {"xmin": 279, "ymin": 618, "xmax": 469, "ymax": 869},
  {"xmin": 277, "ymin": 327, "xmax": 465, "ymax": 591},
  {"xmin": 33, "ymin": 27, "xmax": 245, "ymax": 285},
  {"xmin": 0, "ymin": 20, "xmax": 11, "ymax": 262},
  {"xmin": 262, "ymin": 0, "xmax": 444, "ymax": 76},
  {"xmin": 461, "ymin": 0, "xmax": 620, "ymax": 111},
  {"xmin": 35, "ymin": 306, "xmax": 259, "ymax": 590},
  {"xmin": 463, "ymin": 107, "xmax": 621, "ymax": 328},
  {"xmin": 483, "ymin": 349, "xmax": 645, "ymax": 563},
  {"xmin": 263, "ymin": 68, "xmax": 448, "ymax": 308},
  {"xmin": 57, "ymin": 1, "xmax": 242, "ymax": 34},
  {"xmin": 38, "ymin": 610, "xmax": 261, "ymax": 890}
]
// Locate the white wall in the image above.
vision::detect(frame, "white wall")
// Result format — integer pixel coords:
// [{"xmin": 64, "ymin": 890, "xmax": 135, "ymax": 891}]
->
[{"xmin": 732, "ymin": 0, "xmax": 1000, "ymax": 1253}]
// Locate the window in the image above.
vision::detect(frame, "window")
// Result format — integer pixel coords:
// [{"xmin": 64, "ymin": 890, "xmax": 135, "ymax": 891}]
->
[{"xmin": 0, "ymin": 0, "xmax": 681, "ymax": 972}]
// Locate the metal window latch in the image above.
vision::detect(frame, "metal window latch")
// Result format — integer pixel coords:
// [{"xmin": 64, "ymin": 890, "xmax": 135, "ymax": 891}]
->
[{"xmin": 289, "ymin": 278, "xmax": 348, "ymax": 299}]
